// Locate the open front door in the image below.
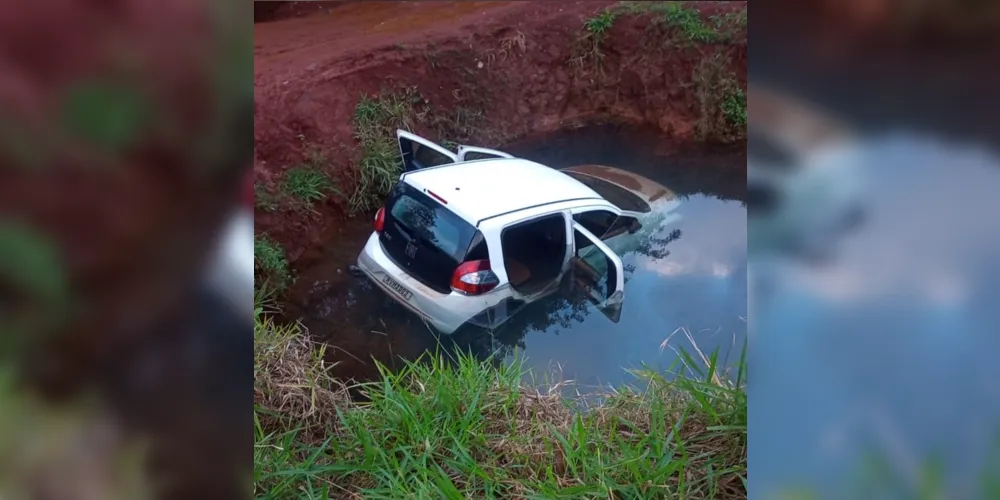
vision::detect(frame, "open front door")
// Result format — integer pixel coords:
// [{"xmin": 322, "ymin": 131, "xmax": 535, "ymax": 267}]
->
[
  {"xmin": 396, "ymin": 130, "xmax": 459, "ymax": 172},
  {"xmin": 456, "ymin": 145, "xmax": 514, "ymax": 162},
  {"xmin": 570, "ymin": 222, "xmax": 625, "ymax": 323}
]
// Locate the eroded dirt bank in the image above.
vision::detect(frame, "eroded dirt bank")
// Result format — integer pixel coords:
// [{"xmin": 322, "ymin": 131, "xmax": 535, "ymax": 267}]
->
[{"xmin": 253, "ymin": 1, "xmax": 746, "ymax": 280}]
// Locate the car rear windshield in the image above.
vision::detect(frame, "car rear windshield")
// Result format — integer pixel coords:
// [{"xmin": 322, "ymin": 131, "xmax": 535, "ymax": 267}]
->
[
  {"xmin": 564, "ymin": 172, "xmax": 651, "ymax": 213},
  {"xmin": 380, "ymin": 182, "xmax": 481, "ymax": 293}
]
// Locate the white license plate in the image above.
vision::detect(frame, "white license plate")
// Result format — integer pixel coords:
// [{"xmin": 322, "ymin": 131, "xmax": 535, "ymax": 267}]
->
[{"xmin": 381, "ymin": 275, "xmax": 413, "ymax": 301}]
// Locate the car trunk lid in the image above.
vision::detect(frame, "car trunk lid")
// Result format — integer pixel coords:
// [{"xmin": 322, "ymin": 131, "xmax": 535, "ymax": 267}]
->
[{"xmin": 378, "ymin": 182, "xmax": 479, "ymax": 294}]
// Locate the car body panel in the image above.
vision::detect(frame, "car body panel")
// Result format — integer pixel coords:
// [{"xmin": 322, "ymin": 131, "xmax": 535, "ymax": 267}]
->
[
  {"xmin": 402, "ymin": 157, "xmax": 604, "ymax": 224},
  {"xmin": 356, "ymin": 232, "xmax": 502, "ymax": 334},
  {"xmin": 560, "ymin": 164, "xmax": 678, "ymax": 212}
]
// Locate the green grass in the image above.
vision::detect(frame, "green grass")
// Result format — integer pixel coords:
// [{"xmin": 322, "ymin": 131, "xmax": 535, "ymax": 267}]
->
[
  {"xmin": 253, "ymin": 273, "xmax": 748, "ymax": 500},
  {"xmin": 254, "ymin": 351, "xmax": 747, "ymax": 499},
  {"xmin": 617, "ymin": 2, "xmax": 746, "ymax": 46},
  {"xmin": 584, "ymin": 10, "xmax": 618, "ymax": 37},
  {"xmin": 658, "ymin": 3, "xmax": 720, "ymax": 43},
  {"xmin": 282, "ymin": 167, "xmax": 335, "ymax": 209},
  {"xmin": 721, "ymin": 87, "xmax": 747, "ymax": 128},
  {"xmin": 571, "ymin": 9, "xmax": 620, "ymax": 74},
  {"xmin": 254, "ymin": 149, "xmax": 340, "ymax": 213},
  {"xmin": 347, "ymin": 87, "xmax": 490, "ymax": 215},
  {"xmin": 349, "ymin": 88, "xmax": 420, "ymax": 214},
  {"xmin": 254, "ymin": 235, "xmax": 291, "ymax": 291},
  {"xmin": 691, "ymin": 52, "xmax": 745, "ymax": 143},
  {"xmin": 280, "ymin": 149, "xmax": 341, "ymax": 210}
]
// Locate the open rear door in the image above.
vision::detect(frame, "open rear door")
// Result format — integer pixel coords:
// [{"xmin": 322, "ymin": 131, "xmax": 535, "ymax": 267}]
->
[
  {"xmin": 397, "ymin": 130, "xmax": 459, "ymax": 172},
  {"xmin": 456, "ymin": 145, "xmax": 514, "ymax": 162},
  {"xmin": 570, "ymin": 222, "xmax": 625, "ymax": 323}
]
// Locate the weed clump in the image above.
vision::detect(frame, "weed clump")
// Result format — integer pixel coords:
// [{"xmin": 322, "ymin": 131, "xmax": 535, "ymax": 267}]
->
[
  {"xmin": 621, "ymin": 2, "xmax": 747, "ymax": 47},
  {"xmin": 253, "ymin": 284, "xmax": 346, "ymax": 442},
  {"xmin": 691, "ymin": 53, "xmax": 746, "ymax": 143},
  {"xmin": 350, "ymin": 88, "xmax": 420, "ymax": 214},
  {"xmin": 284, "ymin": 150, "xmax": 340, "ymax": 207},
  {"xmin": 253, "ymin": 234, "xmax": 290, "ymax": 291},
  {"xmin": 571, "ymin": 9, "xmax": 620, "ymax": 74},
  {"xmin": 282, "ymin": 167, "xmax": 335, "ymax": 209},
  {"xmin": 659, "ymin": 2, "xmax": 720, "ymax": 43},
  {"xmin": 722, "ymin": 87, "xmax": 747, "ymax": 129},
  {"xmin": 254, "ymin": 149, "xmax": 340, "ymax": 213}
]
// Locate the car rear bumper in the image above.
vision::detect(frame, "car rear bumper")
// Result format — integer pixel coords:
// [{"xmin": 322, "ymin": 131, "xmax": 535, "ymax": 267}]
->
[{"xmin": 356, "ymin": 233, "xmax": 483, "ymax": 335}]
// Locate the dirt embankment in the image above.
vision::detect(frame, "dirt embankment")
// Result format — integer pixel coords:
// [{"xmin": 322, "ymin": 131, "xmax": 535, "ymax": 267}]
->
[{"xmin": 253, "ymin": 1, "xmax": 746, "ymax": 276}]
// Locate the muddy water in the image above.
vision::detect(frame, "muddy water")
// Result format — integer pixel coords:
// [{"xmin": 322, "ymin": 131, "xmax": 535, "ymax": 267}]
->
[{"xmin": 293, "ymin": 125, "xmax": 747, "ymax": 388}]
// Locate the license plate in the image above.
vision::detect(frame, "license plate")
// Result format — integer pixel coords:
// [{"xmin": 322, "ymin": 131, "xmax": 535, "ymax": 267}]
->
[{"xmin": 381, "ymin": 275, "xmax": 413, "ymax": 301}]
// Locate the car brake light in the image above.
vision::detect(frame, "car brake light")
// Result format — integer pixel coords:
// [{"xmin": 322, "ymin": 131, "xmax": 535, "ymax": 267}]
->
[
  {"xmin": 451, "ymin": 259, "xmax": 499, "ymax": 295},
  {"xmin": 426, "ymin": 189, "xmax": 448, "ymax": 205},
  {"xmin": 374, "ymin": 207, "xmax": 385, "ymax": 232}
]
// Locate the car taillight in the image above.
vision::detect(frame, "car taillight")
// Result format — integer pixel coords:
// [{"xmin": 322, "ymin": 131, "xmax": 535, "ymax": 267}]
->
[
  {"xmin": 374, "ymin": 207, "xmax": 385, "ymax": 232},
  {"xmin": 451, "ymin": 259, "xmax": 499, "ymax": 295}
]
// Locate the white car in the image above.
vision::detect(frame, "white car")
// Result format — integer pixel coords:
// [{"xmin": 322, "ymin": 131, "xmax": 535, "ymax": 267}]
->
[{"xmin": 355, "ymin": 130, "xmax": 679, "ymax": 335}]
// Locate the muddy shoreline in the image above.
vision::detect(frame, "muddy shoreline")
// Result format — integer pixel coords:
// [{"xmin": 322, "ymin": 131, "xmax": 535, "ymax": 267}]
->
[{"xmin": 253, "ymin": 1, "xmax": 747, "ymax": 280}]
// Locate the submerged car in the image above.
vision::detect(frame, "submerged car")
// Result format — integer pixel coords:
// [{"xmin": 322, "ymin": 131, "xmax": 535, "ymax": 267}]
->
[
  {"xmin": 355, "ymin": 130, "xmax": 678, "ymax": 335},
  {"xmin": 748, "ymin": 86, "xmax": 867, "ymax": 264}
]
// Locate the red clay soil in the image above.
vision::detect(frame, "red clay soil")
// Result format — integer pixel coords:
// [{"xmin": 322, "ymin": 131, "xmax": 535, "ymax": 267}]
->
[{"xmin": 254, "ymin": 1, "xmax": 746, "ymax": 271}]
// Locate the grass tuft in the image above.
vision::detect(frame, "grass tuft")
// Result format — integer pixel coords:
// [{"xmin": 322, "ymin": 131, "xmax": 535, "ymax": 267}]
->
[
  {"xmin": 721, "ymin": 87, "xmax": 747, "ymax": 129},
  {"xmin": 349, "ymin": 88, "xmax": 421, "ymax": 214},
  {"xmin": 254, "ymin": 284, "xmax": 345, "ymax": 435},
  {"xmin": 253, "ymin": 234, "xmax": 290, "ymax": 291},
  {"xmin": 584, "ymin": 10, "xmax": 618, "ymax": 37},
  {"xmin": 282, "ymin": 167, "xmax": 335, "ymax": 208},
  {"xmin": 619, "ymin": 2, "xmax": 747, "ymax": 47},
  {"xmin": 691, "ymin": 52, "xmax": 746, "ymax": 143},
  {"xmin": 571, "ymin": 9, "xmax": 620, "ymax": 74},
  {"xmin": 281, "ymin": 149, "xmax": 341, "ymax": 210},
  {"xmin": 658, "ymin": 2, "xmax": 720, "ymax": 43}
]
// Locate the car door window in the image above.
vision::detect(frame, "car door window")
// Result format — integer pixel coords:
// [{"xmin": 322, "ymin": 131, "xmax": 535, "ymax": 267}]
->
[
  {"xmin": 397, "ymin": 130, "xmax": 458, "ymax": 172},
  {"xmin": 456, "ymin": 145, "xmax": 514, "ymax": 162},
  {"xmin": 574, "ymin": 209, "xmax": 618, "ymax": 238},
  {"xmin": 571, "ymin": 222, "xmax": 625, "ymax": 323},
  {"xmin": 573, "ymin": 210, "xmax": 641, "ymax": 252}
]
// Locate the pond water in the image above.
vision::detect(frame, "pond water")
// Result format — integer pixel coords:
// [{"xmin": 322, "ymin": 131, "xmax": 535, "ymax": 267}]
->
[
  {"xmin": 751, "ymin": 133, "xmax": 1000, "ymax": 498},
  {"xmin": 751, "ymin": 42, "xmax": 1000, "ymax": 496},
  {"xmin": 292, "ymin": 125, "xmax": 747, "ymax": 389}
]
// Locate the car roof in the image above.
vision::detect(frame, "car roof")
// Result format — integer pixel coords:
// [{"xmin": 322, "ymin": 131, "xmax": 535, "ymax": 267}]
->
[{"xmin": 401, "ymin": 158, "xmax": 603, "ymax": 223}]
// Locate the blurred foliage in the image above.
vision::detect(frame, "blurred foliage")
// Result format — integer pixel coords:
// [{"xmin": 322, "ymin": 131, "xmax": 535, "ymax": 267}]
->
[{"xmin": 60, "ymin": 82, "xmax": 152, "ymax": 154}]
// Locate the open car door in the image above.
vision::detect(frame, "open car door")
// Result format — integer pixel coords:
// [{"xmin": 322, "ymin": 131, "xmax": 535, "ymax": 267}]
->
[
  {"xmin": 456, "ymin": 145, "xmax": 514, "ymax": 162},
  {"xmin": 570, "ymin": 221, "xmax": 625, "ymax": 323},
  {"xmin": 397, "ymin": 130, "xmax": 459, "ymax": 172}
]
